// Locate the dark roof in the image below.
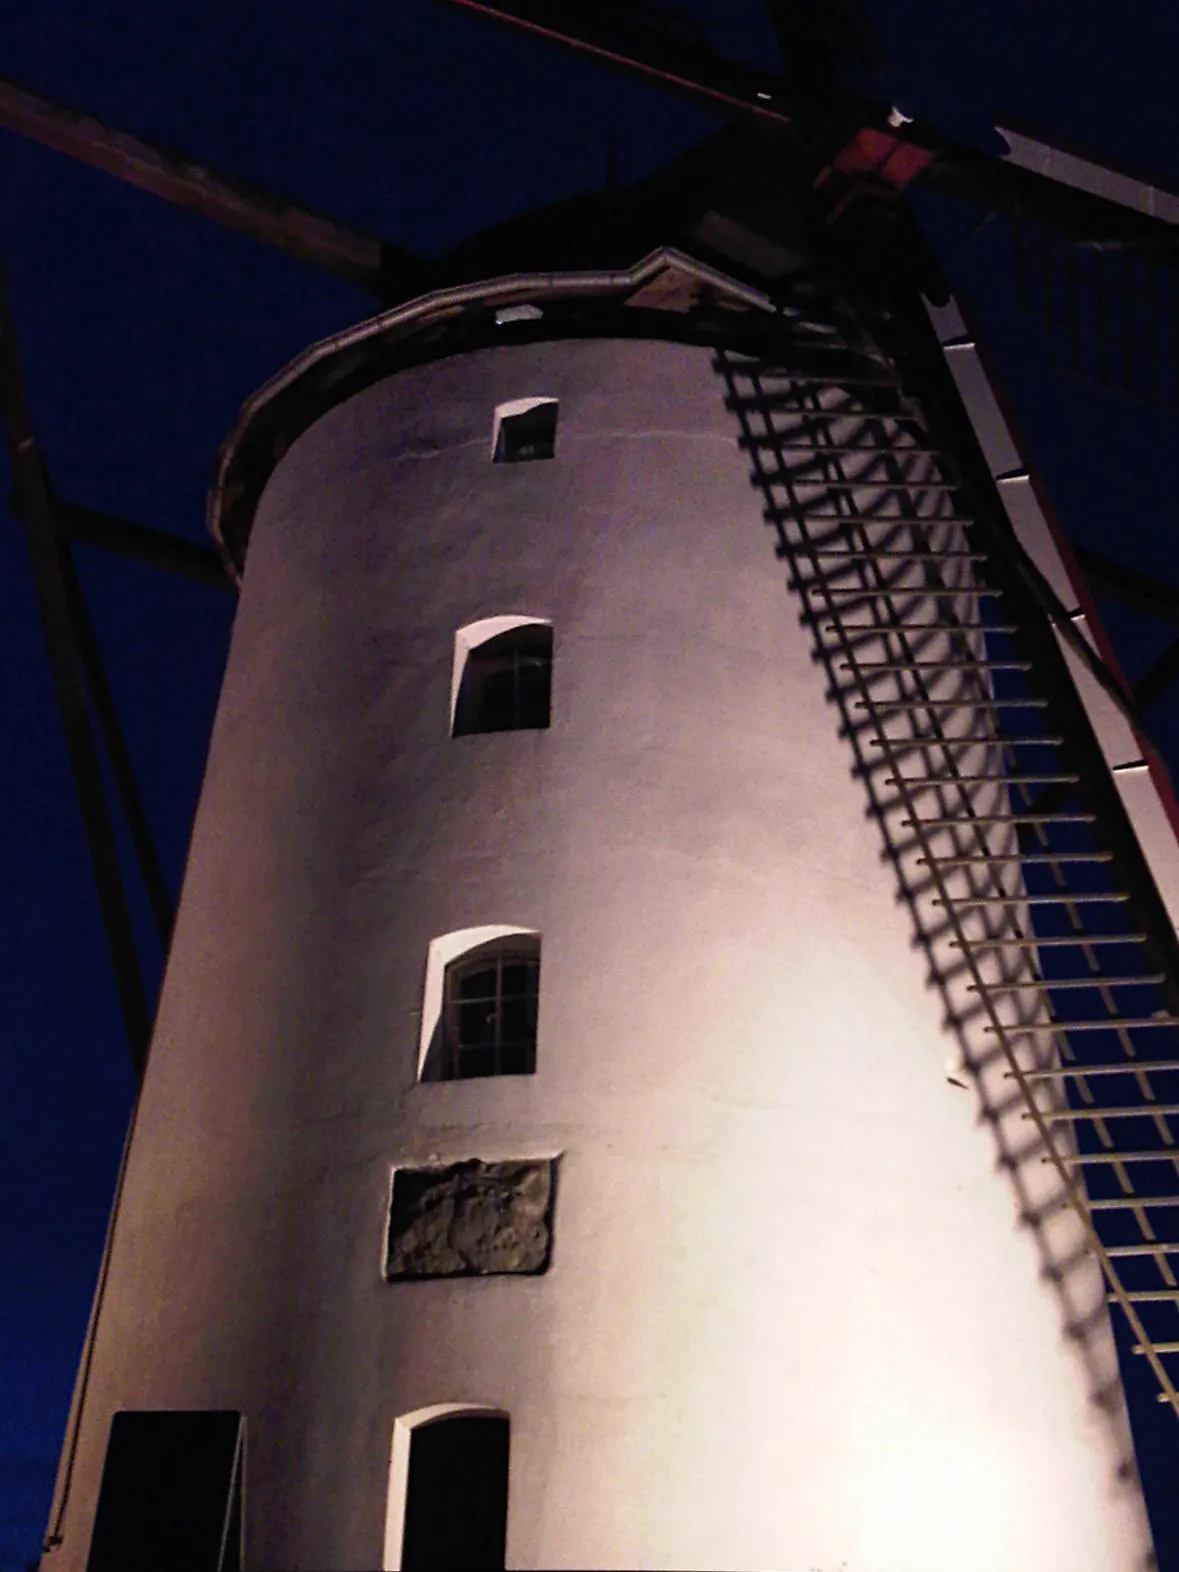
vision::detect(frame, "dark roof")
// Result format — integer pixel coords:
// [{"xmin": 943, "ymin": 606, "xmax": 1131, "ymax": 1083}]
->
[{"xmin": 207, "ymin": 124, "xmax": 929, "ymax": 577}]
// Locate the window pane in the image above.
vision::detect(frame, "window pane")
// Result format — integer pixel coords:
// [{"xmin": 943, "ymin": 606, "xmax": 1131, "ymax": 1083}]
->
[
  {"xmin": 458, "ymin": 1047, "xmax": 497, "ymax": 1079},
  {"xmin": 517, "ymin": 672, "xmax": 550, "ymax": 728},
  {"xmin": 479, "ymin": 669, "xmax": 519, "ymax": 731},
  {"xmin": 471, "ymin": 652, "xmax": 516, "ymax": 688},
  {"xmin": 499, "ymin": 962, "xmax": 532, "ymax": 996},
  {"xmin": 458, "ymin": 1001, "xmax": 496, "ymax": 1047},
  {"xmin": 458, "ymin": 965, "xmax": 498, "ymax": 1002},
  {"xmin": 499, "ymin": 998, "xmax": 532, "ymax": 1043},
  {"xmin": 498, "ymin": 1042, "xmax": 533, "ymax": 1075}
]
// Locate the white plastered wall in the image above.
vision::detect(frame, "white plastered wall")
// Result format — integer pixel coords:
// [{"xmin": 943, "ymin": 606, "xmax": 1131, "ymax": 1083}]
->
[{"xmin": 45, "ymin": 337, "xmax": 1153, "ymax": 1572}]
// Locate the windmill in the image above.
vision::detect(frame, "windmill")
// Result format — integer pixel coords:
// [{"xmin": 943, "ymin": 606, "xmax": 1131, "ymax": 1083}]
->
[{"xmin": 6, "ymin": 2, "xmax": 1179, "ymax": 1568}]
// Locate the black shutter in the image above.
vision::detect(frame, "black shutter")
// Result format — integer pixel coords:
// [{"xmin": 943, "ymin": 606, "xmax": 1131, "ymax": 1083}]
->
[{"xmin": 87, "ymin": 1410, "xmax": 243, "ymax": 1572}]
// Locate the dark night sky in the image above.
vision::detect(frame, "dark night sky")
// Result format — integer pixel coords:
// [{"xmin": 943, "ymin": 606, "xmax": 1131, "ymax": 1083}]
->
[{"xmin": 2, "ymin": 3, "xmax": 1179, "ymax": 1568}]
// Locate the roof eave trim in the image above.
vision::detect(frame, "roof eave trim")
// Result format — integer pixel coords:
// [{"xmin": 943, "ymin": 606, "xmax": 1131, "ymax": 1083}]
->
[{"xmin": 206, "ymin": 247, "xmax": 776, "ymax": 570}]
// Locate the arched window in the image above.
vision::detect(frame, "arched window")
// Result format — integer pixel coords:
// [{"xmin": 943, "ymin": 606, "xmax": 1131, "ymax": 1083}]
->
[
  {"xmin": 418, "ymin": 929, "xmax": 540, "ymax": 1082},
  {"xmin": 385, "ymin": 1408, "xmax": 510, "ymax": 1572},
  {"xmin": 442, "ymin": 936, "xmax": 539, "ymax": 1079},
  {"xmin": 492, "ymin": 396, "xmax": 557, "ymax": 462},
  {"xmin": 452, "ymin": 620, "xmax": 552, "ymax": 737}
]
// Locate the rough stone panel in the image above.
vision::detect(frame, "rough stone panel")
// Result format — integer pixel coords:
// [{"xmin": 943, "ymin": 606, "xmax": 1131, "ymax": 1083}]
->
[{"xmin": 386, "ymin": 1159, "xmax": 554, "ymax": 1279}]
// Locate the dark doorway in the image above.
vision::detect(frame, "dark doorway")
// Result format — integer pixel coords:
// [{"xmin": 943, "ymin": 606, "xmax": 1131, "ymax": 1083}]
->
[
  {"xmin": 86, "ymin": 1410, "xmax": 243, "ymax": 1572},
  {"xmin": 401, "ymin": 1413, "xmax": 510, "ymax": 1571}
]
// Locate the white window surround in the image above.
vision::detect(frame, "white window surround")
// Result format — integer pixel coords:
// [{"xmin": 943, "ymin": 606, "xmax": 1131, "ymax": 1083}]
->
[
  {"xmin": 382, "ymin": 1404, "xmax": 510, "ymax": 1572},
  {"xmin": 490, "ymin": 395, "xmax": 557, "ymax": 459},
  {"xmin": 417, "ymin": 925, "xmax": 540, "ymax": 1081},
  {"xmin": 450, "ymin": 615, "xmax": 552, "ymax": 733}
]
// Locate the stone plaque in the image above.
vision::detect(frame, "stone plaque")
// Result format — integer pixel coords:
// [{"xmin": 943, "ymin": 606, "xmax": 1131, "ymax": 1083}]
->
[{"xmin": 386, "ymin": 1158, "xmax": 555, "ymax": 1279}]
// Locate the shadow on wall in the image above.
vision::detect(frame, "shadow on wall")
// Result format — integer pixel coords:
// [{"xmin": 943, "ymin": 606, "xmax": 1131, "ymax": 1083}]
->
[{"xmin": 716, "ymin": 341, "xmax": 1155, "ymax": 1570}]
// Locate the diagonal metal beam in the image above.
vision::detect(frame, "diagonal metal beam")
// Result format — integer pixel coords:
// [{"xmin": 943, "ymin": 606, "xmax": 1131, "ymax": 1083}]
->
[
  {"xmin": 54, "ymin": 497, "xmax": 233, "ymax": 590},
  {"xmin": 438, "ymin": 0, "xmax": 799, "ymax": 126},
  {"xmin": 57, "ymin": 544, "xmax": 174, "ymax": 951},
  {"xmin": 441, "ymin": 1, "xmax": 1179, "ymax": 261},
  {"xmin": 0, "ymin": 73, "xmax": 426, "ymax": 301},
  {"xmin": 1075, "ymin": 545, "xmax": 1179, "ymax": 628},
  {"xmin": 0, "ymin": 252, "xmax": 151, "ymax": 1079}
]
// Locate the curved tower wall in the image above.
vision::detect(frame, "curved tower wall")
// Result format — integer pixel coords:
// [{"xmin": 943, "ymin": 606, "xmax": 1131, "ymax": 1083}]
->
[{"xmin": 49, "ymin": 336, "xmax": 1151, "ymax": 1571}]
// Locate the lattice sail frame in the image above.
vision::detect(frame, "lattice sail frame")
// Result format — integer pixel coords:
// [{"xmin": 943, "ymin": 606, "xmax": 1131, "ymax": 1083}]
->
[{"xmin": 718, "ymin": 326, "xmax": 1179, "ymax": 1417}]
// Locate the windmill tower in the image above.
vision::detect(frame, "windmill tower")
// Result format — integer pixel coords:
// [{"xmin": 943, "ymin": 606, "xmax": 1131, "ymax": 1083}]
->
[{"xmin": 9, "ymin": 5, "xmax": 1179, "ymax": 1570}]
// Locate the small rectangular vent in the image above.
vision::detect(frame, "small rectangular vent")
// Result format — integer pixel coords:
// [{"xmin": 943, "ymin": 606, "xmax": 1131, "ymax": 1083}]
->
[{"xmin": 492, "ymin": 398, "xmax": 557, "ymax": 462}]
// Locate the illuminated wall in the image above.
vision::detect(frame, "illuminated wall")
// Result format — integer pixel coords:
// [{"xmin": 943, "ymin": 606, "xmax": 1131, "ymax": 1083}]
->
[{"xmin": 45, "ymin": 334, "xmax": 1152, "ymax": 1572}]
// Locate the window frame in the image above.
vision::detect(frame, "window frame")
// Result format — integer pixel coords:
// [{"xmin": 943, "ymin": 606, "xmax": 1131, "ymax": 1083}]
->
[
  {"xmin": 441, "ymin": 939, "xmax": 540, "ymax": 1079},
  {"xmin": 451, "ymin": 617, "xmax": 552, "ymax": 738},
  {"xmin": 416, "ymin": 926, "xmax": 541, "ymax": 1083},
  {"xmin": 491, "ymin": 395, "xmax": 558, "ymax": 462}
]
